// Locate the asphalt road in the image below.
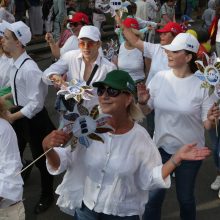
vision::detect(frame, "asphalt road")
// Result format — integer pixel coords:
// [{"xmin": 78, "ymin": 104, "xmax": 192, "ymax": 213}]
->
[{"xmin": 22, "ymin": 29, "xmax": 220, "ymax": 219}]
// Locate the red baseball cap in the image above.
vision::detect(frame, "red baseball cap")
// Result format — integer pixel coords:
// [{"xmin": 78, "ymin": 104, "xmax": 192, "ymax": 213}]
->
[
  {"xmin": 157, "ymin": 22, "xmax": 183, "ymax": 36},
  {"xmin": 68, "ymin": 12, "xmax": 89, "ymax": 25},
  {"xmin": 123, "ymin": 18, "xmax": 139, "ymax": 30}
]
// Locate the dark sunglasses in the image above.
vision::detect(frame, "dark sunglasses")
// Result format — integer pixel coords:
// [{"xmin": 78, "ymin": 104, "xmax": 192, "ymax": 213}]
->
[
  {"xmin": 69, "ymin": 22, "xmax": 81, "ymax": 27},
  {"xmin": 97, "ymin": 86, "xmax": 123, "ymax": 97}
]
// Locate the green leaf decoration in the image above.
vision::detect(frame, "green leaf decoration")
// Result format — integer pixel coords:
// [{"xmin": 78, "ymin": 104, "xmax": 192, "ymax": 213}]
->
[
  {"xmin": 95, "ymin": 127, "xmax": 114, "ymax": 133},
  {"xmin": 195, "ymin": 61, "xmax": 205, "ymax": 73},
  {"xmin": 201, "ymin": 81, "xmax": 210, "ymax": 89},
  {"xmin": 77, "ymin": 103, "xmax": 89, "ymax": 116},
  {"xmin": 214, "ymin": 62, "xmax": 220, "ymax": 70},
  {"xmin": 208, "ymin": 85, "xmax": 215, "ymax": 96},
  {"xmin": 88, "ymin": 133, "xmax": 104, "ymax": 143},
  {"xmin": 90, "ymin": 105, "xmax": 99, "ymax": 119}
]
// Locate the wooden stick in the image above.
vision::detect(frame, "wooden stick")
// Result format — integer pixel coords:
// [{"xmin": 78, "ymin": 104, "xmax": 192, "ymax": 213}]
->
[{"xmin": 16, "ymin": 148, "xmax": 53, "ymax": 176}]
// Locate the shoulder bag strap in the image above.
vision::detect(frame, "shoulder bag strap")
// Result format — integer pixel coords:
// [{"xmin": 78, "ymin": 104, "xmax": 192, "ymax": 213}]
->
[{"xmin": 86, "ymin": 64, "xmax": 99, "ymax": 86}]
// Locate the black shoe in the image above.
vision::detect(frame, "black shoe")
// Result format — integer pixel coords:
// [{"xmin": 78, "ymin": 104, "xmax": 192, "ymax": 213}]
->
[
  {"xmin": 21, "ymin": 160, "xmax": 34, "ymax": 181},
  {"xmin": 34, "ymin": 194, "xmax": 54, "ymax": 214}
]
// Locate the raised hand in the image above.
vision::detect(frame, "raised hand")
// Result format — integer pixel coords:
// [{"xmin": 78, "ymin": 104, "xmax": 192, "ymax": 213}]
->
[
  {"xmin": 137, "ymin": 83, "xmax": 150, "ymax": 105},
  {"xmin": 175, "ymin": 143, "xmax": 211, "ymax": 163}
]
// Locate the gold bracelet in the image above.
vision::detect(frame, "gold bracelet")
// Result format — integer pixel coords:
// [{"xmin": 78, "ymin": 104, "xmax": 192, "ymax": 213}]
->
[{"xmin": 170, "ymin": 155, "xmax": 181, "ymax": 167}]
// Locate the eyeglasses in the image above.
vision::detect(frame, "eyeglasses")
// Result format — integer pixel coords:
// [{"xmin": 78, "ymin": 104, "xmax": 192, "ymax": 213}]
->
[
  {"xmin": 69, "ymin": 22, "xmax": 81, "ymax": 27},
  {"xmin": 79, "ymin": 40, "xmax": 97, "ymax": 49},
  {"xmin": 97, "ymin": 86, "xmax": 123, "ymax": 97}
]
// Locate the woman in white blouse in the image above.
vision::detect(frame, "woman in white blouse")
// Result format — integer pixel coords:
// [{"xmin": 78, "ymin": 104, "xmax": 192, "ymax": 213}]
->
[
  {"xmin": 117, "ymin": 17, "xmax": 147, "ymax": 83},
  {"xmin": 42, "ymin": 70, "xmax": 211, "ymax": 220}
]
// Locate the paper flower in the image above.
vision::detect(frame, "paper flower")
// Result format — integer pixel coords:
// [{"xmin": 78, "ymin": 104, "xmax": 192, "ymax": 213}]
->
[
  {"xmin": 57, "ymin": 79, "xmax": 94, "ymax": 102},
  {"xmin": 62, "ymin": 104, "xmax": 114, "ymax": 149},
  {"xmin": 103, "ymin": 39, "xmax": 119, "ymax": 62},
  {"xmin": 195, "ymin": 52, "xmax": 220, "ymax": 98}
]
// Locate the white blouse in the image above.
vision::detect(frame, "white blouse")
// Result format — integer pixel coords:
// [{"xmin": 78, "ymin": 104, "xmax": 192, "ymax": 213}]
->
[{"xmin": 47, "ymin": 123, "xmax": 170, "ymax": 216}]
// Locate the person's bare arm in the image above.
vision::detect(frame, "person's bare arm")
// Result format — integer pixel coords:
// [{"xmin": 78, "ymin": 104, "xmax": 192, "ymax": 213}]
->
[
  {"xmin": 45, "ymin": 33, "xmax": 61, "ymax": 59},
  {"xmin": 162, "ymin": 143, "xmax": 211, "ymax": 179},
  {"xmin": 42, "ymin": 130, "xmax": 72, "ymax": 170},
  {"xmin": 114, "ymin": 14, "xmax": 144, "ymax": 52}
]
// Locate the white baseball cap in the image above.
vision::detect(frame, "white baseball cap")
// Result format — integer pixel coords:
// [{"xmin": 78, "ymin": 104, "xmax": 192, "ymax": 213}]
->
[
  {"xmin": 78, "ymin": 25, "xmax": 101, "ymax": 41},
  {"xmin": 5, "ymin": 21, "xmax": 31, "ymax": 46},
  {"xmin": 162, "ymin": 33, "xmax": 200, "ymax": 53},
  {"xmin": 0, "ymin": 20, "xmax": 9, "ymax": 37}
]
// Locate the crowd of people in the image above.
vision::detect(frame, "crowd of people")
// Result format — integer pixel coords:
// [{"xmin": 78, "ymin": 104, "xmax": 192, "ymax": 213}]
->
[{"xmin": 0, "ymin": 0, "xmax": 220, "ymax": 220}]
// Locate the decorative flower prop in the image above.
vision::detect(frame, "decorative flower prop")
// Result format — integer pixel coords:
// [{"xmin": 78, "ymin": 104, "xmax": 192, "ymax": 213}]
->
[
  {"xmin": 195, "ymin": 52, "xmax": 220, "ymax": 99},
  {"xmin": 103, "ymin": 39, "xmax": 119, "ymax": 62},
  {"xmin": 62, "ymin": 104, "xmax": 114, "ymax": 149},
  {"xmin": 57, "ymin": 79, "xmax": 94, "ymax": 102}
]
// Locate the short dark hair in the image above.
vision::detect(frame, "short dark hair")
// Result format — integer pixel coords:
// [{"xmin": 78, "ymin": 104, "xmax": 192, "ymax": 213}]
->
[
  {"xmin": 185, "ymin": 50, "xmax": 198, "ymax": 73},
  {"xmin": 11, "ymin": 31, "xmax": 25, "ymax": 48}
]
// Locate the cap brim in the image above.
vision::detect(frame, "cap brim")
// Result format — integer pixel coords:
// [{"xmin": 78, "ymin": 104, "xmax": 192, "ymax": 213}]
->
[
  {"xmin": 162, "ymin": 44, "xmax": 184, "ymax": 52},
  {"xmin": 78, "ymin": 34, "xmax": 99, "ymax": 41},
  {"xmin": 93, "ymin": 80, "xmax": 122, "ymax": 90},
  {"xmin": 157, "ymin": 28, "xmax": 169, "ymax": 33}
]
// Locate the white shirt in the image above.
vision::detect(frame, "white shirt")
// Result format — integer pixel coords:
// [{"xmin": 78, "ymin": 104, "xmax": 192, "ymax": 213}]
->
[
  {"xmin": 135, "ymin": 0, "xmax": 148, "ymax": 21},
  {"xmin": 0, "ymin": 118, "xmax": 23, "ymax": 208},
  {"xmin": 143, "ymin": 42, "xmax": 169, "ymax": 84},
  {"xmin": 148, "ymin": 70, "xmax": 214, "ymax": 154},
  {"xmin": 47, "ymin": 123, "xmax": 170, "ymax": 216},
  {"xmin": 60, "ymin": 35, "xmax": 79, "ymax": 57},
  {"xmin": 9, "ymin": 52, "xmax": 47, "ymax": 118},
  {"xmin": 43, "ymin": 50, "xmax": 116, "ymax": 109},
  {"xmin": 118, "ymin": 42, "xmax": 145, "ymax": 81},
  {"xmin": 146, "ymin": 0, "xmax": 159, "ymax": 21},
  {"xmin": 0, "ymin": 54, "xmax": 13, "ymax": 88}
]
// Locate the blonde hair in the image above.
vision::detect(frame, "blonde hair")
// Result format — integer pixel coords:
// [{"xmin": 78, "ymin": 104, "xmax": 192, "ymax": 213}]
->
[
  {"xmin": 0, "ymin": 98, "xmax": 8, "ymax": 120},
  {"xmin": 128, "ymin": 98, "xmax": 145, "ymax": 122}
]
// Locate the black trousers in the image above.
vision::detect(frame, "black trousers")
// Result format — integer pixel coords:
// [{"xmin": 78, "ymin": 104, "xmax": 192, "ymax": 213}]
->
[{"xmin": 12, "ymin": 107, "xmax": 55, "ymax": 196}]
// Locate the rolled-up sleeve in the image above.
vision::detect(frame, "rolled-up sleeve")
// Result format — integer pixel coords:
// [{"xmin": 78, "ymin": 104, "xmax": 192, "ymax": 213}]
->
[
  {"xmin": 46, "ymin": 147, "xmax": 72, "ymax": 175},
  {"xmin": 43, "ymin": 58, "xmax": 69, "ymax": 85}
]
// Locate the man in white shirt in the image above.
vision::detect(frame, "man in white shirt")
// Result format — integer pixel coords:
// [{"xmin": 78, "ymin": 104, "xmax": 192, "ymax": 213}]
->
[
  {"xmin": 135, "ymin": 0, "xmax": 148, "ymax": 20},
  {"xmin": 43, "ymin": 25, "xmax": 116, "ymax": 110},
  {"xmin": 1, "ymin": 21, "xmax": 55, "ymax": 214}
]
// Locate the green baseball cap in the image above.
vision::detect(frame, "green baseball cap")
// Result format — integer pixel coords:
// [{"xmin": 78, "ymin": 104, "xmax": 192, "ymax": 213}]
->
[{"xmin": 93, "ymin": 70, "xmax": 136, "ymax": 95}]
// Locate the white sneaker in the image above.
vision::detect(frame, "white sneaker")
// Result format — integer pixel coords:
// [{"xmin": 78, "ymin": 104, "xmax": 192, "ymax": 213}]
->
[
  {"xmin": 211, "ymin": 176, "xmax": 220, "ymax": 190},
  {"xmin": 218, "ymin": 189, "xmax": 220, "ymax": 198}
]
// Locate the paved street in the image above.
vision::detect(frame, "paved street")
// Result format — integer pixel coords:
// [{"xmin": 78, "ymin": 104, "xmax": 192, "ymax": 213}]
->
[{"xmin": 22, "ymin": 25, "xmax": 220, "ymax": 219}]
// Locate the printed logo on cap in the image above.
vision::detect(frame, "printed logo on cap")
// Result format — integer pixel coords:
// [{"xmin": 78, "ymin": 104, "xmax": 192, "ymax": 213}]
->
[{"xmin": 17, "ymin": 30, "xmax": 22, "ymax": 37}]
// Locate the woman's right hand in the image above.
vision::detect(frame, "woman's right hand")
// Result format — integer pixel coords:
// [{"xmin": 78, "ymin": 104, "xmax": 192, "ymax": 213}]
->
[
  {"xmin": 137, "ymin": 83, "xmax": 150, "ymax": 105},
  {"xmin": 45, "ymin": 32, "xmax": 55, "ymax": 45},
  {"xmin": 42, "ymin": 130, "xmax": 72, "ymax": 151}
]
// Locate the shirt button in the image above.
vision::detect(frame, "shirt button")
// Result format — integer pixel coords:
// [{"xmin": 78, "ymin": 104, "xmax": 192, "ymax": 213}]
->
[
  {"xmin": 97, "ymin": 184, "xmax": 101, "ymax": 189},
  {"xmin": 107, "ymin": 152, "xmax": 110, "ymax": 156},
  {"xmin": 101, "ymin": 169, "xmax": 105, "ymax": 173}
]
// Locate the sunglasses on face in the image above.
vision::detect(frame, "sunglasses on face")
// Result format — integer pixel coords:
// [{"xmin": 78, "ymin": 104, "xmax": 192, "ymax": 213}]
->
[
  {"xmin": 69, "ymin": 22, "xmax": 81, "ymax": 27},
  {"xmin": 79, "ymin": 40, "xmax": 97, "ymax": 49},
  {"xmin": 97, "ymin": 86, "xmax": 123, "ymax": 97}
]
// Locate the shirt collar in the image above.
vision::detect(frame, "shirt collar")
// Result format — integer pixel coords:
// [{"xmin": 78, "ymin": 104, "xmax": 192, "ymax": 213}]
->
[
  {"xmin": 13, "ymin": 51, "xmax": 29, "ymax": 69},
  {"xmin": 77, "ymin": 51, "xmax": 102, "ymax": 66}
]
